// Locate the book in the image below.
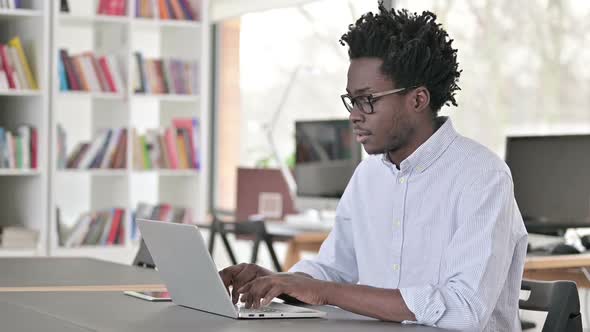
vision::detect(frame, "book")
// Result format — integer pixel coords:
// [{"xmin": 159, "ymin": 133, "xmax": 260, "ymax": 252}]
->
[
  {"xmin": 105, "ymin": 56, "xmax": 124, "ymax": 93},
  {"xmin": 58, "ymin": 55, "xmax": 68, "ymax": 91},
  {"xmin": 131, "ymin": 129, "xmax": 143, "ymax": 169},
  {"xmin": 8, "ymin": 37, "xmax": 38, "ymax": 90},
  {"xmin": 7, "ymin": 47, "xmax": 28, "ymax": 90},
  {"xmin": 1, "ymin": 226, "xmax": 38, "ymax": 248},
  {"xmin": 87, "ymin": 53, "xmax": 109, "ymax": 92},
  {"xmin": 60, "ymin": 0, "xmax": 69, "ymax": 13},
  {"xmin": 0, "ymin": 68, "xmax": 8, "ymax": 90},
  {"xmin": 107, "ymin": 209, "xmax": 124, "ymax": 244},
  {"xmin": 140, "ymin": 135, "xmax": 152, "ymax": 169},
  {"xmin": 64, "ymin": 213, "xmax": 93, "ymax": 247},
  {"xmin": 89, "ymin": 129, "xmax": 113, "ymax": 168},
  {"xmin": 30, "ymin": 127, "xmax": 37, "ymax": 169},
  {"xmin": 100, "ymin": 128, "xmax": 121, "ymax": 168},
  {"xmin": 133, "ymin": 52, "xmax": 146, "ymax": 93},
  {"xmin": 82, "ymin": 213, "xmax": 107, "ymax": 245},
  {"xmin": 77, "ymin": 130, "xmax": 109, "ymax": 169},
  {"xmin": 17, "ymin": 125, "xmax": 30, "ymax": 168},
  {"xmin": 80, "ymin": 55, "xmax": 101, "ymax": 92},
  {"xmin": 0, "ymin": 45, "xmax": 16, "ymax": 89},
  {"xmin": 164, "ymin": 128, "xmax": 179, "ymax": 168},
  {"xmin": 175, "ymin": 128, "xmax": 189, "ymax": 169},
  {"xmin": 169, "ymin": 0, "xmax": 185, "ymax": 20},
  {"xmin": 178, "ymin": 0, "xmax": 195, "ymax": 20},
  {"xmin": 172, "ymin": 118, "xmax": 198, "ymax": 168},
  {"xmin": 71, "ymin": 56, "xmax": 89, "ymax": 91},
  {"xmin": 5, "ymin": 131, "xmax": 14, "ymax": 168},
  {"xmin": 60, "ymin": 50, "xmax": 81, "ymax": 91},
  {"xmin": 98, "ymin": 56, "xmax": 117, "ymax": 93},
  {"xmin": 158, "ymin": 0, "xmax": 170, "ymax": 19},
  {"xmin": 98, "ymin": 210, "xmax": 115, "ymax": 245},
  {"xmin": 111, "ymin": 128, "xmax": 127, "ymax": 168}
]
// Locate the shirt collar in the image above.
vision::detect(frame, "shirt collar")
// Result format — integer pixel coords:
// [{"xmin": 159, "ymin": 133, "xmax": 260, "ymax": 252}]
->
[{"xmin": 380, "ymin": 117, "xmax": 458, "ymax": 174}]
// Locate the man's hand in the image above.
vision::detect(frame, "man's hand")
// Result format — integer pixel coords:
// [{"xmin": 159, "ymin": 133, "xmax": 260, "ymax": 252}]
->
[
  {"xmin": 219, "ymin": 263, "xmax": 274, "ymax": 304},
  {"xmin": 237, "ymin": 272, "xmax": 331, "ymax": 309}
]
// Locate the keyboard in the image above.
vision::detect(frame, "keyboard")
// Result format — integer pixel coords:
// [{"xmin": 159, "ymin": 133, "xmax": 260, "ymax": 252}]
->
[{"xmin": 237, "ymin": 305, "xmax": 280, "ymax": 313}]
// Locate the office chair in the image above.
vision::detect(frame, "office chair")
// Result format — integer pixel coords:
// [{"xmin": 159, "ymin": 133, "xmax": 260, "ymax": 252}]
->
[
  {"xmin": 520, "ymin": 279, "xmax": 582, "ymax": 332},
  {"xmin": 132, "ymin": 238, "xmax": 155, "ymax": 269},
  {"xmin": 208, "ymin": 209, "xmax": 283, "ymax": 272}
]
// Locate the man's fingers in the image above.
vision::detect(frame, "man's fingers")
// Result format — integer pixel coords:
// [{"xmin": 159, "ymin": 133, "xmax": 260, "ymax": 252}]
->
[
  {"xmin": 253, "ymin": 282, "xmax": 275, "ymax": 309},
  {"xmin": 219, "ymin": 270, "xmax": 232, "ymax": 289},
  {"xmin": 219, "ymin": 264, "xmax": 244, "ymax": 287},
  {"xmin": 237, "ymin": 281, "xmax": 252, "ymax": 294},
  {"xmin": 234, "ymin": 265, "xmax": 259, "ymax": 285},
  {"xmin": 240, "ymin": 278, "xmax": 274, "ymax": 309},
  {"xmin": 261, "ymin": 286, "xmax": 283, "ymax": 307},
  {"xmin": 244, "ymin": 292, "xmax": 255, "ymax": 309},
  {"xmin": 231, "ymin": 264, "xmax": 261, "ymax": 301}
]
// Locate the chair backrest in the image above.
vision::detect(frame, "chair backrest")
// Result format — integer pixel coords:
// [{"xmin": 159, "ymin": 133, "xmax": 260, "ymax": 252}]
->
[
  {"xmin": 520, "ymin": 279, "xmax": 582, "ymax": 332},
  {"xmin": 212, "ymin": 209, "xmax": 268, "ymax": 238}
]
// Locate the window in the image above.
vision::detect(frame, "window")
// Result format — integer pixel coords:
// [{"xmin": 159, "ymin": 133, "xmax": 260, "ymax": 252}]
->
[{"xmin": 213, "ymin": 0, "xmax": 590, "ymax": 211}]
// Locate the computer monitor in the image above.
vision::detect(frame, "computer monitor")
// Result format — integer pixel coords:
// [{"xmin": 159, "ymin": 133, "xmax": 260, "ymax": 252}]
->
[
  {"xmin": 505, "ymin": 135, "xmax": 590, "ymax": 234},
  {"xmin": 294, "ymin": 119, "xmax": 362, "ymax": 212}
]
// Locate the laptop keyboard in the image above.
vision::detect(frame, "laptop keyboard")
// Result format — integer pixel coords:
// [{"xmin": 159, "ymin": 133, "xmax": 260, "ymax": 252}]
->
[{"xmin": 236, "ymin": 305, "xmax": 280, "ymax": 313}]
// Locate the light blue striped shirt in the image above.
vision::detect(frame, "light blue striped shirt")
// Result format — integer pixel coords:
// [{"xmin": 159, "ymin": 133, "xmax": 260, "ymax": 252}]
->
[{"xmin": 290, "ymin": 117, "xmax": 528, "ymax": 331}]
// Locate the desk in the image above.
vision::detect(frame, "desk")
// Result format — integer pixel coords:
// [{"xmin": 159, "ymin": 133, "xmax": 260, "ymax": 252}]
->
[
  {"xmin": 524, "ymin": 253, "xmax": 590, "ymax": 288},
  {"xmin": 0, "ymin": 257, "xmax": 164, "ymax": 291},
  {"xmin": 0, "ymin": 257, "xmax": 450, "ymax": 332},
  {"xmin": 0, "ymin": 291, "xmax": 450, "ymax": 332},
  {"xmin": 0, "ymin": 300, "xmax": 92, "ymax": 332}
]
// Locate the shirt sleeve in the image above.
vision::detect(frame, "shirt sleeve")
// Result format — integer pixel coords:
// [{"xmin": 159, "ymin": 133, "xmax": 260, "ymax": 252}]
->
[
  {"xmin": 288, "ymin": 171, "xmax": 359, "ymax": 284},
  {"xmin": 399, "ymin": 170, "xmax": 527, "ymax": 330}
]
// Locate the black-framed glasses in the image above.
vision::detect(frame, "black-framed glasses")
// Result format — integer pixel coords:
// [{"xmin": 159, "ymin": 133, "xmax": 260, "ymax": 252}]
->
[{"xmin": 341, "ymin": 87, "xmax": 408, "ymax": 114}]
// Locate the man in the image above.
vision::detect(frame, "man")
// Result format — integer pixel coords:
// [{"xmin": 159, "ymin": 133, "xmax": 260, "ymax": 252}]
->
[{"xmin": 220, "ymin": 4, "xmax": 527, "ymax": 331}]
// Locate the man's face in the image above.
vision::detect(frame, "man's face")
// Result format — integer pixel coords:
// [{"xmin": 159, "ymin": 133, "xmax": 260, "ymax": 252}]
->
[{"xmin": 346, "ymin": 58, "xmax": 417, "ymax": 155}]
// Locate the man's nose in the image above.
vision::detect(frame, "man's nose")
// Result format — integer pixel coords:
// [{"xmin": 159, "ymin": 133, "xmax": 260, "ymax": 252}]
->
[{"xmin": 349, "ymin": 107, "xmax": 364, "ymax": 123}]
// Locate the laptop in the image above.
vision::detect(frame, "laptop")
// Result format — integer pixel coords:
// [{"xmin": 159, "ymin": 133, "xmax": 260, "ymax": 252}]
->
[{"xmin": 136, "ymin": 219, "xmax": 326, "ymax": 319}]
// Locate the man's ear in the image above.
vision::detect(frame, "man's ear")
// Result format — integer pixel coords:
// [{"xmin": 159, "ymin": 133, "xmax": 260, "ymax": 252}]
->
[{"xmin": 413, "ymin": 86, "xmax": 431, "ymax": 113}]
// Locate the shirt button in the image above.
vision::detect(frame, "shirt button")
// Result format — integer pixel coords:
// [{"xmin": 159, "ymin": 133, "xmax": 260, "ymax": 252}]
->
[
  {"xmin": 399, "ymin": 177, "xmax": 406, "ymax": 184},
  {"xmin": 394, "ymin": 220, "xmax": 401, "ymax": 227},
  {"xmin": 415, "ymin": 166, "xmax": 424, "ymax": 172},
  {"xmin": 393, "ymin": 264, "xmax": 400, "ymax": 271}
]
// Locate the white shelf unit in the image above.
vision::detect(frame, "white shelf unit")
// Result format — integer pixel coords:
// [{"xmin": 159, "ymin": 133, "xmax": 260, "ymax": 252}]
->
[
  {"xmin": 0, "ymin": 8, "xmax": 44, "ymax": 20},
  {"xmin": 59, "ymin": 91, "xmax": 126, "ymax": 100},
  {"xmin": 0, "ymin": 1, "xmax": 50, "ymax": 257},
  {"xmin": 48, "ymin": 0, "xmax": 210, "ymax": 264},
  {"xmin": 0, "ymin": 89, "xmax": 43, "ymax": 96}
]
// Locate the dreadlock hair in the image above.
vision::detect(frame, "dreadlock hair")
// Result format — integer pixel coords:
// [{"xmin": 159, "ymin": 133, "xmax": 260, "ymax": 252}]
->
[{"xmin": 340, "ymin": 3, "xmax": 461, "ymax": 115}]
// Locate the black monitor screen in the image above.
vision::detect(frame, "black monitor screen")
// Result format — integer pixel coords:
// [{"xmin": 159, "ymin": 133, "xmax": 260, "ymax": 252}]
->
[
  {"xmin": 505, "ymin": 135, "xmax": 590, "ymax": 228},
  {"xmin": 295, "ymin": 120, "xmax": 361, "ymax": 198}
]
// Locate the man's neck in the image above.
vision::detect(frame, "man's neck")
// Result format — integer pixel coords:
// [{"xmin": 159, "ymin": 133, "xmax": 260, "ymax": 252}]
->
[{"xmin": 387, "ymin": 118, "xmax": 440, "ymax": 169}]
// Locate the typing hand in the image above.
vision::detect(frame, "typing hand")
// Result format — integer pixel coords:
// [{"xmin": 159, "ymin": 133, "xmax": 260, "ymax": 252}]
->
[
  {"xmin": 219, "ymin": 263, "xmax": 274, "ymax": 304},
  {"xmin": 237, "ymin": 273, "xmax": 330, "ymax": 309}
]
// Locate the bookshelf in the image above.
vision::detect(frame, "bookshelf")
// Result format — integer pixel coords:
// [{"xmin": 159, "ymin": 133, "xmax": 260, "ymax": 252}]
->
[
  {"xmin": 0, "ymin": 89, "xmax": 42, "ymax": 96},
  {"xmin": 0, "ymin": 8, "xmax": 44, "ymax": 20},
  {"xmin": 0, "ymin": 0, "xmax": 50, "ymax": 256},
  {"xmin": 48, "ymin": 0, "xmax": 210, "ymax": 264}
]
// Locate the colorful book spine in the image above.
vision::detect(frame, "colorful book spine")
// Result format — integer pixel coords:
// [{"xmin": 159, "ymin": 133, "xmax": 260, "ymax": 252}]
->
[
  {"xmin": 8, "ymin": 37, "xmax": 38, "ymax": 89},
  {"xmin": 178, "ymin": 0, "xmax": 194, "ymax": 20},
  {"xmin": 0, "ymin": 45, "xmax": 16, "ymax": 89},
  {"xmin": 169, "ymin": 0, "xmax": 185, "ymax": 20},
  {"xmin": 58, "ymin": 56, "xmax": 68, "ymax": 91}
]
